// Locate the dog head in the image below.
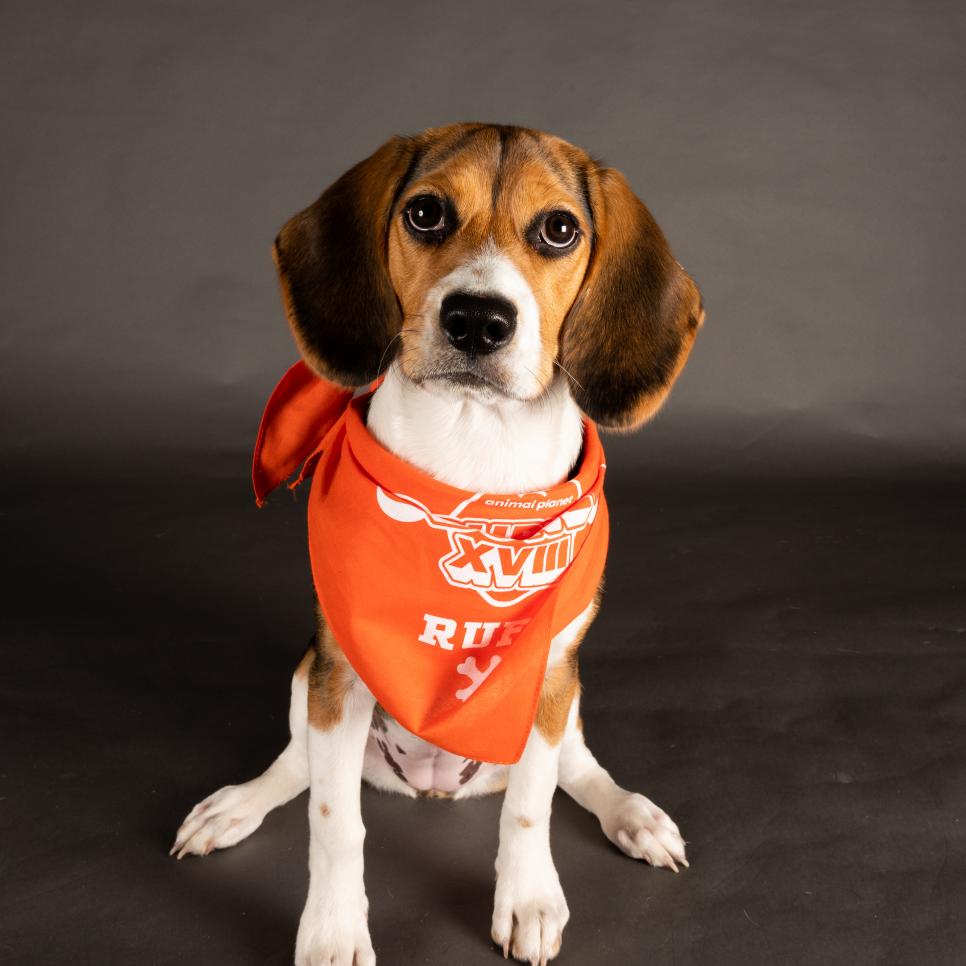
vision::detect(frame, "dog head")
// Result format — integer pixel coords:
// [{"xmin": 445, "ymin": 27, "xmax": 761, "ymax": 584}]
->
[{"xmin": 273, "ymin": 123, "xmax": 704, "ymax": 429}]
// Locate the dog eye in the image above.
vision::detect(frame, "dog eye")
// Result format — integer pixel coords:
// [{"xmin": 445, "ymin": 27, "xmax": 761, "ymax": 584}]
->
[
  {"xmin": 539, "ymin": 211, "xmax": 579, "ymax": 249},
  {"xmin": 406, "ymin": 195, "xmax": 446, "ymax": 233}
]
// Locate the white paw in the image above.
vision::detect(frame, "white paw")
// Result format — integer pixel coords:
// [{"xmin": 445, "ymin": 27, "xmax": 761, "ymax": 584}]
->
[
  {"xmin": 295, "ymin": 888, "xmax": 375, "ymax": 966},
  {"xmin": 491, "ymin": 859, "xmax": 569, "ymax": 965},
  {"xmin": 170, "ymin": 783, "xmax": 268, "ymax": 858},
  {"xmin": 600, "ymin": 792, "xmax": 688, "ymax": 871}
]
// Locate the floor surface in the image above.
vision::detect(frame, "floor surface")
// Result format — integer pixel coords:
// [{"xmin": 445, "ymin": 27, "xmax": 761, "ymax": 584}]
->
[{"xmin": 3, "ymin": 457, "xmax": 964, "ymax": 965}]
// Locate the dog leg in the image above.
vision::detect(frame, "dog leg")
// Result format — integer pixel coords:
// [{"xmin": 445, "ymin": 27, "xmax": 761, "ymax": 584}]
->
[
  {"xmin": 295, "ymin": 646, "xmax": 376, "ymax": 966},
  {"xmin": 171, "ymin": 651, "xmax": 311, "ymax": 858},
  {"xmin": 491, "ymin": 661, "xmax": 574, "ymax": 964},
  {"xmin": 557, "ymin": 697, "xmax": 687, "ymax": 871}
]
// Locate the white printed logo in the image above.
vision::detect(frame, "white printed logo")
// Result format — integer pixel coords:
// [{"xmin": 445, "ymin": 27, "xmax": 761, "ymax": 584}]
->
[{"xmin": 376, "ymin": 485, "xmax": 597, "ymax": 607}]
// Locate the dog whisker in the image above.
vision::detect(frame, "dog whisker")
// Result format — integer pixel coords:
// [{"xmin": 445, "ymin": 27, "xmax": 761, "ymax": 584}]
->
[
  {"xmin": 553, "ymin": 358, "xmax": 584, "ymax": 393},
  {"xmin": 375, "ymin": 330, "xmax": 407, "ymax": 377}
]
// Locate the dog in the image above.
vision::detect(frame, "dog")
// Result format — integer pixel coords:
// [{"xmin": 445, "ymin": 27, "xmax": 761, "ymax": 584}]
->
[{"xmin": 172, "ymin": 122, "xmax": 704, "ymax": 966}]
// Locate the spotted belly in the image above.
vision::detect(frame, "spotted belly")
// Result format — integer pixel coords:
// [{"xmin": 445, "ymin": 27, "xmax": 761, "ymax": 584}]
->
[{"xmin": 364, "ymin": 708, "xmax": 507, "ymax": 798}]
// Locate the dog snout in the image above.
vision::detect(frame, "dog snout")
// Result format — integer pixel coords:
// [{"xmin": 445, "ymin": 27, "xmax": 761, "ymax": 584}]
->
[{"xmin": 440, "ymin": 293, "xmax": 517, "ymax": 356}]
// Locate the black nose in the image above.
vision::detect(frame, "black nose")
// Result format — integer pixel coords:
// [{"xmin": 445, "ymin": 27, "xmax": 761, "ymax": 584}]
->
[{"xmin": 440, "ymin": 293, "xmax": 517, "ymax": 356}]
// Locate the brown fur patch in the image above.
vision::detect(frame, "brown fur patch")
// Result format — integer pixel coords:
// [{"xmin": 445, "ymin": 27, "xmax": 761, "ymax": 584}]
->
[
  {"xmin": 535, "ymin": 653, "xmax": 581, "ymax": 746},
  {"xmin": 319, "ymin": 803, "xmax": 330, "ymax": 817},
  {"xmin": 517, "ymin": 815, "xmax": 534, "ymax": 829},
  {"xmin": 374, "ymin": 734, "xmax": 408, "ymax": 785},
  {"xmin": 534, "ymin": 585, "xmax": 602, "ymax": 745},
  {"xmin": 306, "ymin": 610, "xmax": 354, "ymax": 732},
  {"xmin": 459, "ymin": 759, "xmax": 483, "ymax": 785}
]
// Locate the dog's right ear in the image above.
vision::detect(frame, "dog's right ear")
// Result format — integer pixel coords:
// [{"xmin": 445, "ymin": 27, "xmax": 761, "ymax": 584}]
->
[{"xmin": 273, "ymin": 136, "xmax": 420, "ymax": 387}]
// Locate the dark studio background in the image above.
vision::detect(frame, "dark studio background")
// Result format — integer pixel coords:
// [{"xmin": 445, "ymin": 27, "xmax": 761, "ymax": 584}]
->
[{"xmin": 2, "ymin": 1, "xmax": 965, "ymax": 964}]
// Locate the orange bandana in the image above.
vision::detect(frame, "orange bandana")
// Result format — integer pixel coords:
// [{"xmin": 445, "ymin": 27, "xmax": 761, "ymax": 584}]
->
[{"xmin": 253, "ymin": 361, "xmax": 609, "ymax": 764}]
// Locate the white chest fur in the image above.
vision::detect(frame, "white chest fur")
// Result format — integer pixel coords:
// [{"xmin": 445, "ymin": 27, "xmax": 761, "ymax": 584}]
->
[{"xmin": 366, "ymin": 366, "xmax": 584, "ymax": 494}]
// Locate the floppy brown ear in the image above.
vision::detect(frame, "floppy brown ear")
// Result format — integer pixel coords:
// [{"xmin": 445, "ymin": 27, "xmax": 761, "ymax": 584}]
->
[
  {"xmin": 273, "ymin": 136, "xmax": 420, "ymax": 386},
  {"xmin": 560, "ymin": 166, "xmax": 704, "ymax": 430}
]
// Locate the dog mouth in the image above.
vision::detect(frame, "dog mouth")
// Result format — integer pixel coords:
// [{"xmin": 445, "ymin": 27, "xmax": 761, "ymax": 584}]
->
[
  {"xmin": 417, "ymin": 365, "xmax": 518, "ymax": 400},
  {"xmin": 432, "ymin": 370, "xmax": 503, "ymax": 391}
]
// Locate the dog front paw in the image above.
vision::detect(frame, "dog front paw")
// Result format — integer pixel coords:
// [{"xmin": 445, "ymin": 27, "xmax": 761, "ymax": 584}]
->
[
  {"xmin": 601, "ymin": 791, "xmax": 688, "ymax": 871},
  {"xmin": 295, "ymin": 887, "xmax": 375, "ymax": 966},
  {"xmin": 170, "ymin": 783, "xmax": 269, "ymax": 859},
  {"xmin": 491, "ymin": 860, "xmax": 569, "ymax": 964}
]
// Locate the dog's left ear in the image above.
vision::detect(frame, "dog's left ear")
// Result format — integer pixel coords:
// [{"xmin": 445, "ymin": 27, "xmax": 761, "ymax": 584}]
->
[
  {"xmin": 273, "ymin": 136, "xmax": 419, "ymax": 386},
  {"xmin": 560, "ymin": 166, "xmax": 705, "ymax": 430}
]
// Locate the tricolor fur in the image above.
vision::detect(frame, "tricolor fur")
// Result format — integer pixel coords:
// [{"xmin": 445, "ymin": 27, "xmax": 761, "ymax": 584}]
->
[{"xmin": 173, "ymin": 122, "xmax": 704, "ymax": 966}]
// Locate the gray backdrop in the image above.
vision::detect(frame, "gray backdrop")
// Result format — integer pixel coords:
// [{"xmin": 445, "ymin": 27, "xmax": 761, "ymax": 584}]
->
[{"xmin": 4, "ymin": 0, "xmax": 964, "ymax": 471}]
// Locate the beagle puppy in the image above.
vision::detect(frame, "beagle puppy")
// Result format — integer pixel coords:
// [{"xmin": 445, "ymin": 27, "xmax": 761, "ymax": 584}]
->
[{"xmin": 172, "ymin": 123, "xmax": 704, "ymax": 966}]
